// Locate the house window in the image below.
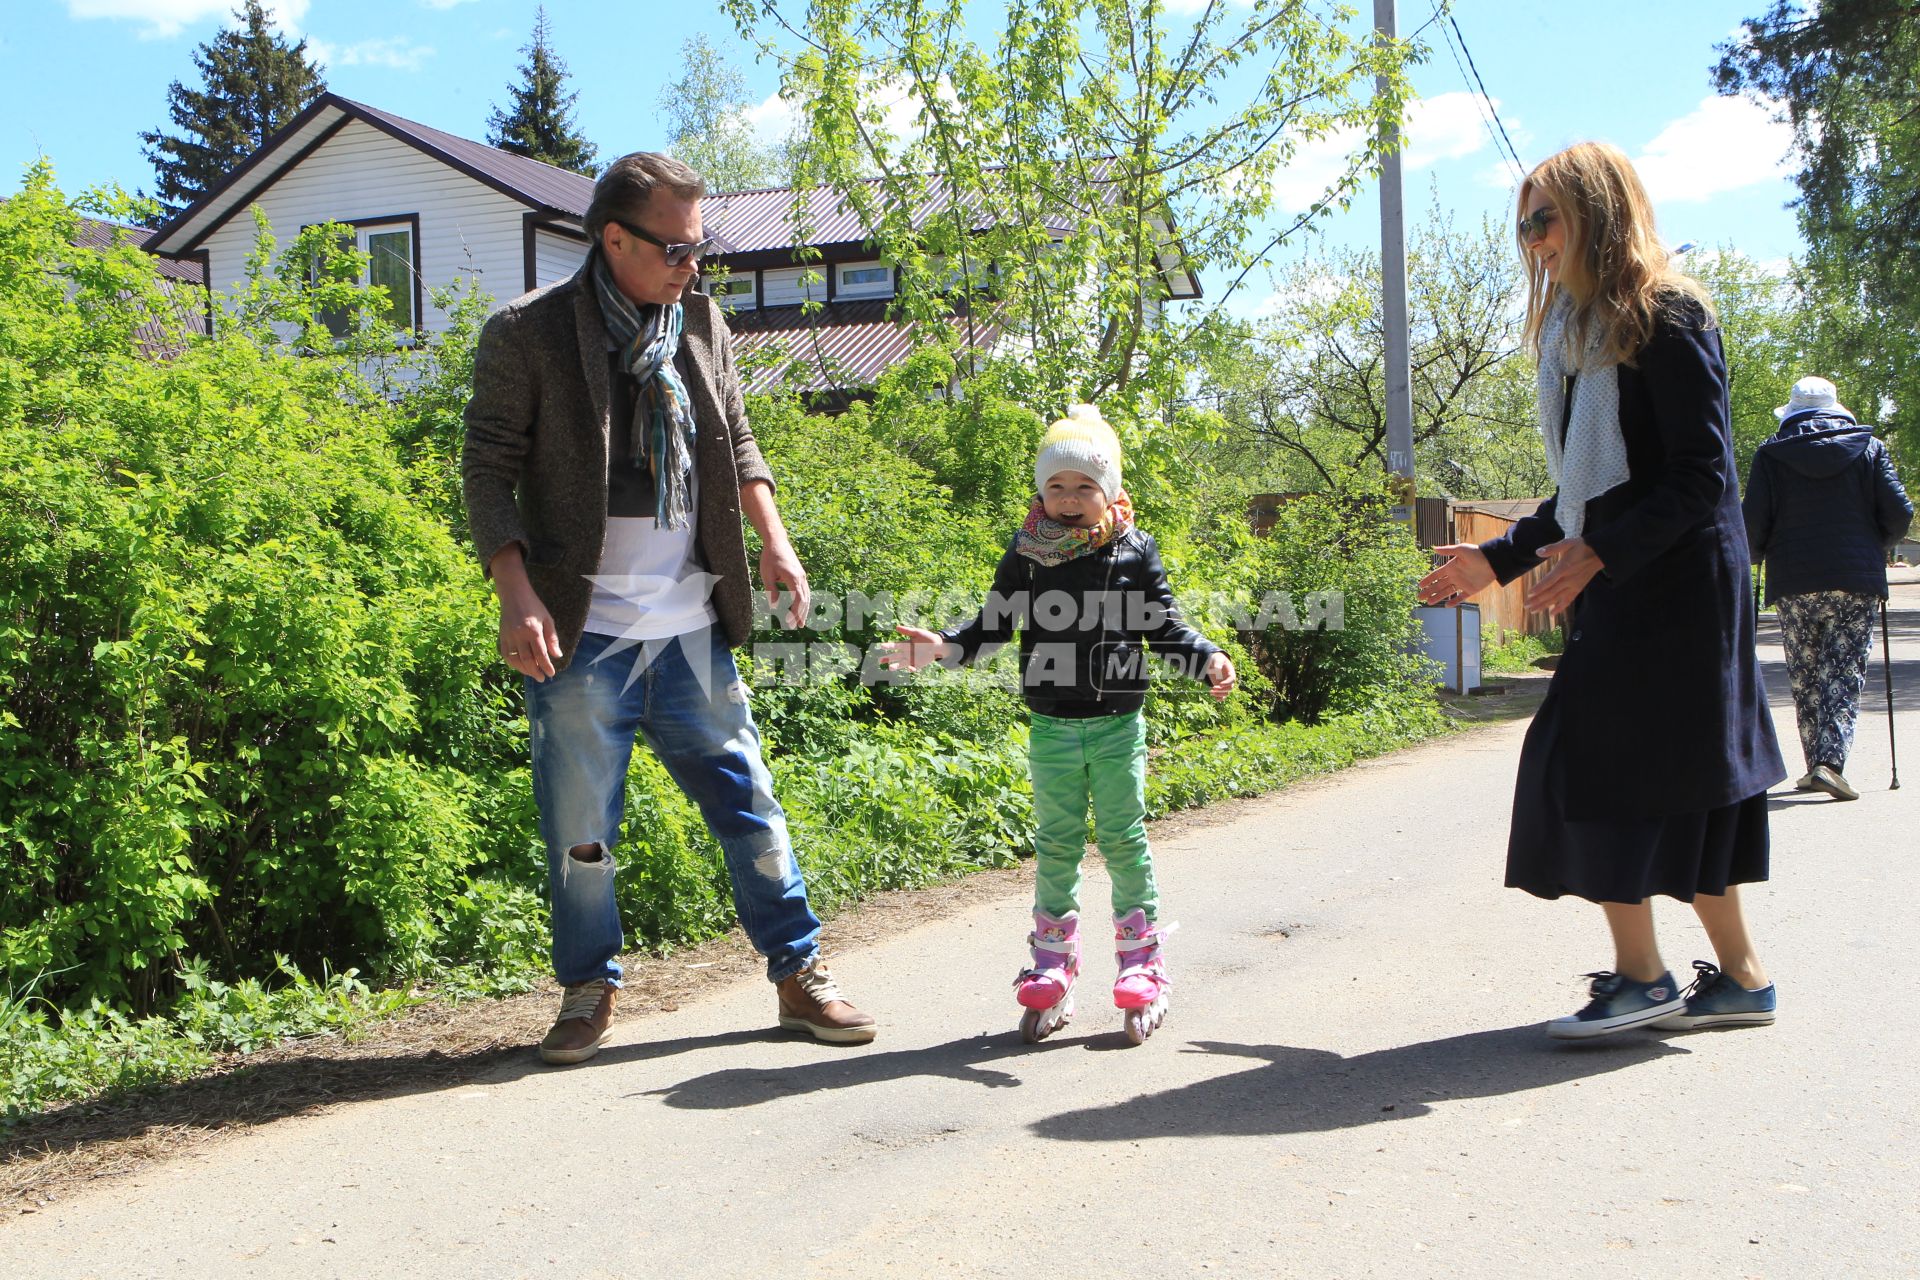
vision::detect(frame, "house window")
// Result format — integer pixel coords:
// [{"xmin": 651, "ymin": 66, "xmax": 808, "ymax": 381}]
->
[
  {"xmin": 318, "ymin": 220, "xmax": 417, "ymax": 336},
  {"xmin": 706, "ymin": 271, "xmax": 757, "ymax": 311},
  {"xmin": 836, "ymin": 261, "xmax": 893, "ymax": 299}
]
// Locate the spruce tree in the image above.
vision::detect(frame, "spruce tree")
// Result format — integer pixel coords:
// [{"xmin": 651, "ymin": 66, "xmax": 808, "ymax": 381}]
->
[
  {"xmin": 486, "ymin": 7, "xmax": 599, "ymax": 175},
  {"xmin": 139, "ymin": 0, "xmax": 326, "ymax": 216}
]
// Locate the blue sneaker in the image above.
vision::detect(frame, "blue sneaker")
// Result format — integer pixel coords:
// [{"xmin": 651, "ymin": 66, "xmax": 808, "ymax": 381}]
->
[
  {"xmin": 1547, "ymin": 970, "xmax": 1683, "ymax": 1040},
  {"xmin": 1655, "ymin": 961, "xmax": 1777, "ymax": 1030}
]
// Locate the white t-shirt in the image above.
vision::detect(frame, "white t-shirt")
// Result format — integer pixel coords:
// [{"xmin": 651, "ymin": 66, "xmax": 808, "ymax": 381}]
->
[{"xmin": 581, "ymin": 347, "xmax": 719, "ymax": 641}]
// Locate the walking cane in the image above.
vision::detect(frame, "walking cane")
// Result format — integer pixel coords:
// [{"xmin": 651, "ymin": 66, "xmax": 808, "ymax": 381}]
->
[{"xmin": 1883, "ymin": 598, "xmax": 1901, "ymax": 790}]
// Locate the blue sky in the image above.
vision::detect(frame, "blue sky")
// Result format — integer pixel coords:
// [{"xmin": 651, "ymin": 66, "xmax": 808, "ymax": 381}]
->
[{"xmin": 2, "ymin": 0, "xmax": 1801, "ymax": 303}]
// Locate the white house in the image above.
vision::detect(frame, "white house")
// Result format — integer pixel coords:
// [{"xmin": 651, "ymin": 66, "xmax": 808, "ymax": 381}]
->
[
  {"xmin": 144, "ymin": 93, "xmax": 596, "ymax": 336},
  {"xmin": 142, "ymin": 93, "xmax": 1201, "ymax": 398}
]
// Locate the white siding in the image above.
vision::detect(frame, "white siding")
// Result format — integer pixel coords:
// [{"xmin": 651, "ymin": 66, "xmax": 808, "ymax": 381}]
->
[
  {"xmin": 195, "ymin": 118, "xmax": 536, "ymax": 336},
  {"xmin": 761, "ymin": 265, "xmax": 824, "ymax": 308},
  {"xmin": 533, "ymin": 227, "xmax": 589, "ymax": 287}
]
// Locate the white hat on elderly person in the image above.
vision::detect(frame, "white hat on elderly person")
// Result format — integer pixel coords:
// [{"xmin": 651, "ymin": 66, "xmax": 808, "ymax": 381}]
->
[{"xmin": 1775, "ymin": 375, "xmax": 1854, "ymax": 422}]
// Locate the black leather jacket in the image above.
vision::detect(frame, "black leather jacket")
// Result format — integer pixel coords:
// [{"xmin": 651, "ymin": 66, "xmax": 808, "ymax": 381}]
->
[{"xmin": 939, "ymin": 527, "xmax": 1219, "ymax": 717}]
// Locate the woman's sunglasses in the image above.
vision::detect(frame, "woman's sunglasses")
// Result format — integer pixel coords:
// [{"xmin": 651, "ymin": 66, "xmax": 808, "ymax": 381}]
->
[
  {"xmin": 1517, "ymin": 207, "xmax": 1558, "ymax": 245},
  {"xmin": 611, "ymin": 218, "xmax": 718, "ymax": 267}
]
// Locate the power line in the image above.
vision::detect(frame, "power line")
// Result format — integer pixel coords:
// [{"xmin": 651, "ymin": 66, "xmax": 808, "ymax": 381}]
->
[
  {"xmin": 1441, "ymin": 8, "xmax": 1527, "ymax": 180},
  {"xmin": 1433, "ymin": 15, "xmax": 1519, "ymax": 182}
]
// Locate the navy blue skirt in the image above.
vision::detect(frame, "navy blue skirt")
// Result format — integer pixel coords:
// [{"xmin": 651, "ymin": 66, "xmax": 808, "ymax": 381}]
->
[{"xmin": 1506, "ymin": 684, "xmax": 1771, "ymax": 903}]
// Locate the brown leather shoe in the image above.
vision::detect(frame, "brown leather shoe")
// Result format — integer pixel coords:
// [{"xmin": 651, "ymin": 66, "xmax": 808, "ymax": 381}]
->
[
  {"xmin": 539, "ymin": 982, "xmax": 616, "ymax": 1065},
  {"xmin": 776, "ymin": 962, "xmax": 877, "ymax": 1044}
]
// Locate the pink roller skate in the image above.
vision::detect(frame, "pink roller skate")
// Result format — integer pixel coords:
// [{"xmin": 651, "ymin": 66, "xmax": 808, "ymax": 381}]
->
[
  {"xmin": 1014, "ymin": 909, "xmax": 1080, "ymax": 1043},
  {"xmin": 1112, "ymin": 908, "xmax": 1172, "ymax": 1044}
]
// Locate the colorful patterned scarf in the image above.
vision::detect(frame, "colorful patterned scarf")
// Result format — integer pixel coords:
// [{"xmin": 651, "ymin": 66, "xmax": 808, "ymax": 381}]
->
[
  {"xmin": 1013, "ymin": 492, "xmax": 1135, "ymax": 566},
  {"xmin": 590, "ymin": 247, "xmax": 696, "ymax": 531}
]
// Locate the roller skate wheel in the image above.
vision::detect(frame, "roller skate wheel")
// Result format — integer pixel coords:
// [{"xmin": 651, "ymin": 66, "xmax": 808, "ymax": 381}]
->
[
  {"xmin": 1020, "ymin": 998, "xmax": 1072, "ymax": 1044},
  {"xmin": 1123, "ymin": 999, "xmax": 1165, "ymax": 1045}
]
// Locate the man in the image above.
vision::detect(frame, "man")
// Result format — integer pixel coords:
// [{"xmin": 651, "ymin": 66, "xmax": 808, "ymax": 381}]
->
[
  {"xmin": 462, "ymin": 152, "xmax": 876, "ymax": 1063},
  {"xmin": 1744, "ymin": 375, "xmax": 1913, "ymax": 801}
]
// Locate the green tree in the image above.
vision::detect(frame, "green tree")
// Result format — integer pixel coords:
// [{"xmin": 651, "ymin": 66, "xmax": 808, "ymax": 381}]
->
[
  {"xmin": 486, "ymin": 6, "xmax": 599, "ymax": 175},
  {"xmin": 1196, "ymin": 211, "xmax": 1547, "ymax": 500},
  {"xmin": 723, "ymin": 0, "xmax": 1415, "ymax": 413},
  {"xmin": 659, "ymin": 34, "xmax": 785, "ymax": 193},
  {"xmin": 1716, "ymin": 1, "xmax": 1920, "ymax": 473},
  {"xmin": 138, "ymin": 0, "xmax": 326, "ymax": 216}
]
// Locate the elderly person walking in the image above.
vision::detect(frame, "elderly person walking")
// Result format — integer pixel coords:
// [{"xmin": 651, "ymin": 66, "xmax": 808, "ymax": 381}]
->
[
  {"xmin": 1743, "ymin": 376, "xmax": 1913, "ymax": 801},
  {"xmin": 462, "ymin": 152, "xmax": 876, "ymax": 1063},
  {"xmin": 1419, "ymin": 141, "xmax": 1786, "ymax": 1040}
]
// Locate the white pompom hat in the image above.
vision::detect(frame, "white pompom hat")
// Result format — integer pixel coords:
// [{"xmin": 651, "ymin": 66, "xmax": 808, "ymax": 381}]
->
[{"xmin": 1034, "ymin": 404, "xmax": 1122, "ymax": 502}]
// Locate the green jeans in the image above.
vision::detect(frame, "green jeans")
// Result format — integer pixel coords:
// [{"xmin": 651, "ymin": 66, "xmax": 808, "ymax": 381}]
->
[{"xmin": 1029, "ymin": 709, "xmax": 1158, "ymax": 921}]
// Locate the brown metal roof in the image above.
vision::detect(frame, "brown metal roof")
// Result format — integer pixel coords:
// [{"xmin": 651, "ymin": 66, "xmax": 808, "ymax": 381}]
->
[
  {"xmin": 68, "ymin": 214, "xmax": 209, "ymax": 350},
  {"xmin": 347, "ymin": 98, "xmax": 595, "ymax": 217},
  {"xmin": 724, "ymin": 300, "xmax": 1003, "ymax": 395},
  {"xmin": 73, "ymin": 215, "xmax": 207, "ymax": 285},
  {"xmin": 704, "ymin": 161, "xmax": 1117, "ymax": 256}
]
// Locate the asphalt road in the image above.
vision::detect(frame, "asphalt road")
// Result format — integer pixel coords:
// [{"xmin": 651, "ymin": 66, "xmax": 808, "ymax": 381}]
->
[{"xmin": 5, "ymin": 583, "xmax": 1916, "ymax": 1279}]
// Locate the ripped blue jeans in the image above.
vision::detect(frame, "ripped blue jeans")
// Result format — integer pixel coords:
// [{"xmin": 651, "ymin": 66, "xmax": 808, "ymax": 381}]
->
[{"xmin": 525, "ymin": 627, "xmax": 821, "ymax": 986}]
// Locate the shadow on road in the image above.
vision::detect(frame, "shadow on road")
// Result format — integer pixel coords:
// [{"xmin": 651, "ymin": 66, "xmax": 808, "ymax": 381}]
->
[
  {"xmin": 644, "ymin": 1030, "xmax": 1035, "ymax": 1108},
  {"xmin": 1031, "ymin": 1025, "xmax": 1687, "ymax": 1141}
]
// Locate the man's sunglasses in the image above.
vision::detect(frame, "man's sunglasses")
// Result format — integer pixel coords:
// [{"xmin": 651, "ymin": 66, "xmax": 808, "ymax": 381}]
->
[
  {"xmin": 610, "ymin": 218, "xmax": 718, "ymax": 267},
  {"xmin": 1517, "ymin": 206, "xmax": 1558, "ymax": 245}
]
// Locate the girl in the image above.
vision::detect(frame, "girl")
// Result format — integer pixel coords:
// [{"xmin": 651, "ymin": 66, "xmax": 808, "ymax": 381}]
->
[
  {"xmin": 879, "ymin": 406, "xmax": 1234, "ymax": 1044},
  {"xmin": 1418, "ymin": 142, "xmax": 1786, "ymax": 1039}
]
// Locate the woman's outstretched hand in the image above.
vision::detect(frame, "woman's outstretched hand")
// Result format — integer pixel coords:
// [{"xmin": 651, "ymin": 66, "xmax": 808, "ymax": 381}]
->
[
  {"xmin": 874, "ymin": 624, "xmax": 956, "ymax": 674},
  {"xmin": 1417, "ymin": 543, "xmax": 1496, "ymax": 606},
  {"xmin": 1527, "ymin": 537, "xmax": 1605, "ymax": 616}
]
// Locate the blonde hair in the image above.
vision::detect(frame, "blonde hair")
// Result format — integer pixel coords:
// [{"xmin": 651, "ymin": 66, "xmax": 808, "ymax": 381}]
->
[{"xmin": 1518, "ymin": 141, "xmax": 1714, "ymax": 366}]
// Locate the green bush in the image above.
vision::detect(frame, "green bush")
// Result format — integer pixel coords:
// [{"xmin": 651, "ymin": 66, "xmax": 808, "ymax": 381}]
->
[
  {"xmin": 0, "ymin": 169, "xmax": 520, "ymax": 1008},
  {"xmin": 1199, "ymin": 473, "xmax": 1434, "ymax": 723}
]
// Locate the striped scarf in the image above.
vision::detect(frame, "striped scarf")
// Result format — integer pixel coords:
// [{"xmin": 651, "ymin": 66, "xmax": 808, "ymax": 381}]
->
[{"xmin": 591, "ymin": 248, "xmax": 696, "ymax": 531}]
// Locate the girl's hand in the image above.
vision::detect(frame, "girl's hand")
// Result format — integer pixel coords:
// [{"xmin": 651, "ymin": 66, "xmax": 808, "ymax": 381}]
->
[
  {"xmin": 1203, "ymin": 652, "xmax": 1237, "ymax": 701},
  {"xmin": 875, "ymin": 624, "xmax": 955, "ymax": 674},
  {"xmin": 1527, "ymin": 537, "xmax": 1605, "ymax": 617},
  {"xmin": 1417, "ymin": 543, "xmax": 1496, "ymax": 606}
]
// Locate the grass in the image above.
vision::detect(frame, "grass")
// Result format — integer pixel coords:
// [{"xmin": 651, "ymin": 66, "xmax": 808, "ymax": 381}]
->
[{"xmin": 1483, "ymin": 627, "xmax": 1564, "ymax": 675}]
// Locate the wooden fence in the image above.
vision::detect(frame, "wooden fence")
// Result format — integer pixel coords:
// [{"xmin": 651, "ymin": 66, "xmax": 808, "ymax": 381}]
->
[{"xmin": 1415, "ymin": 497, "xmax": 1557, "ymax": 642}]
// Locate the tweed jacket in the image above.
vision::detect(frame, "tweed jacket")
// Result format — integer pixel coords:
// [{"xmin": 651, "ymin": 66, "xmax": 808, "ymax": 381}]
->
[{"xmin": 461, "ymin": 265, "xmax": 774, "ymax": 669}]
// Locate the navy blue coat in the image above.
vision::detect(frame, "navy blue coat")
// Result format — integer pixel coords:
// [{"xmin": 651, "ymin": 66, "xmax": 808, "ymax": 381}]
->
[
  {"xmin": 1742, "ymin": 409, "xmax": 1913, "ymax": 604},
  {"xmin": 1479, "ymin": 300, "xmax": 1786, "ymax": 820}
]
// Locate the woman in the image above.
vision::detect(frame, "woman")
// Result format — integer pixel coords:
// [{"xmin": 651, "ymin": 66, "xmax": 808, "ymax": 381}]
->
[
  {"xmin": 1744, "ymin": 374, "xmax": 1912, "ymax": 801},
  {"xmin": 1418, "ymin": 142, "xmax": 1787, "ymax": 1039}
]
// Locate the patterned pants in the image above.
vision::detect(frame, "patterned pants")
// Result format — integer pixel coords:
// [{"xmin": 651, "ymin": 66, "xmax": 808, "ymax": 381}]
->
[{"xmin": 1777, "ymin": 590, "xmax": 1879, "ymax": 774}]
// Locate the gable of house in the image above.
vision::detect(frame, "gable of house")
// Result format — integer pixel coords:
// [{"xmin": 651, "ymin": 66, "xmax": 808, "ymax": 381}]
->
[{"xmin": 143, "ymin": 94, "xmax": 594, "ymax": 336}]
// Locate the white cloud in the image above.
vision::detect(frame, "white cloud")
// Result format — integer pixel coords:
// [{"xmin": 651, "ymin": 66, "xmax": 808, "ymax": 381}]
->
[
  {"xmin": 1633, "ymin": 95, "xmax": 1796, "ymax": 204},
  {"xmin": 420, "ymin": 0, "xmax": 479, "ymax": 8},
  {"xmin": 308, "ymin": 36, "xmax": 435, "ymax": 71},
  {"xmin": 67, "ymin": 0, "xmax": 309, "ymax": 39},
  {"xmin": 1270, "ymin": 92, "xmax": 1518, "ymax": 212},
  {"xmin": 743, "ymin": 91, "xmax": 797, "ymax": 148},
  {"xmin": 1160, "ymin": 0, "xmax": 1254, "ymax": 12},
  {"xmin": 743, "ymin": 74, "xmax": 955, "ymax": 151}
]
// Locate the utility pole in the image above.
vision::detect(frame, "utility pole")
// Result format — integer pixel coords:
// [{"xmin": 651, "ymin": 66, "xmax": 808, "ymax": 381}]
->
[{"xmin": 1375, "ymin": 0, "xmax": 1415, "ymax": 523}]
